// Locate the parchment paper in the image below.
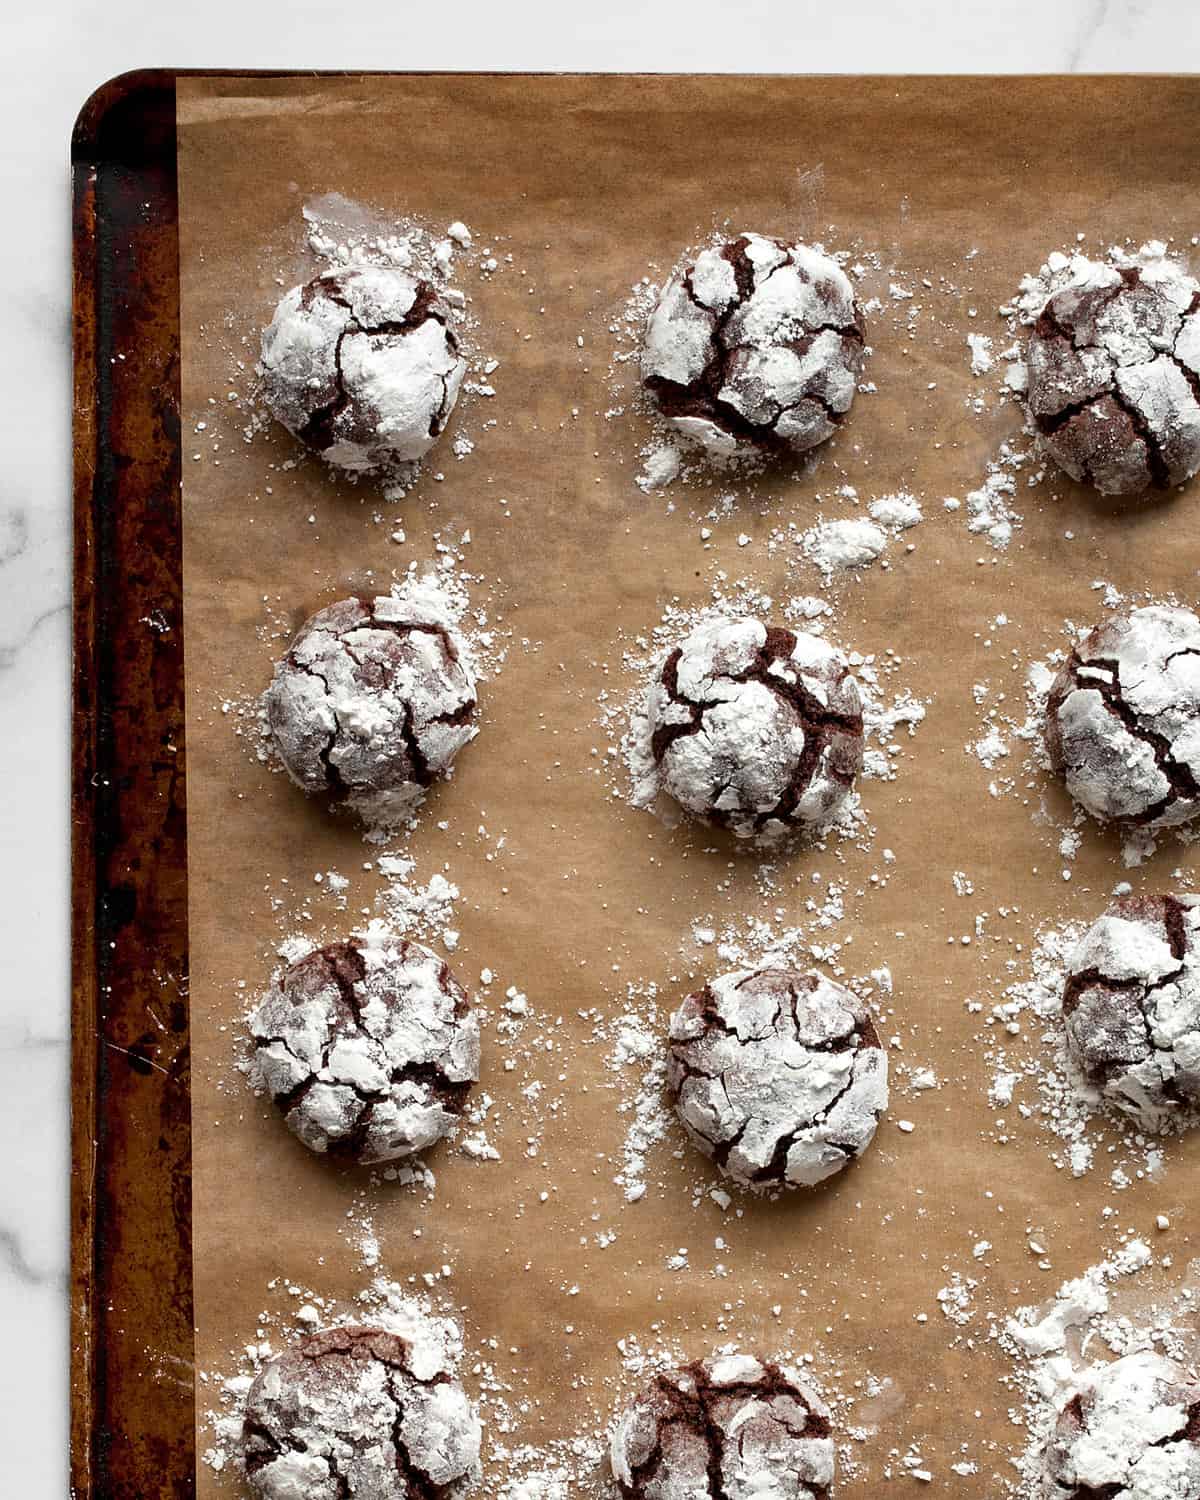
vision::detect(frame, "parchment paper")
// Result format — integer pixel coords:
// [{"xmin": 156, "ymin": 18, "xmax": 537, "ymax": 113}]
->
[{"xmin": 177, "ymin": 75, "xmax": 1200, "ymax": 1497}]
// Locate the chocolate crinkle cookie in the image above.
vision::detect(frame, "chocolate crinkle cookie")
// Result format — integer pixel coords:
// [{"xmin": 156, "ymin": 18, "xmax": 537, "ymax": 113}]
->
[
  {"xmin": 610, "ymin": 1353, "xmax": 834, "ymax": 1500},
  {"xmin": 640, "ymin": 233, "xmax": 865, "ymax": 462},
  {"xmin": 260, "ymin": 266, "xmax": 466, "ymax": 473},
  {"xmin": 646, "ymin": 616, "xmax": 863, "ymax": 846},
  {"xmin": 243, "ymin": 1323, "xmax": 481, "ymax": 1500},
  {"xmin": 1026, "ymin": 256, "xmax": 1200, "ymax": 496},
  {"xmin": 265, "ymin": 593, "xmax": 477, "ymax": 829},
  {"xmin": 1045, "ymin": 604, "xmax": 1200, "ymax": 830},
  {"xmin": 1038, "ymin": 1351, "xmax": 1200, "ymax": 1500},
  {"xmin": 249, "ymin": 929, "xmax": 479, "ymax": 1164},
  {"xmin": 667, "ymin": 964, "xmax": 888, "ymax": 1190},
  {"xmin": 1062, "ymin": 894, "xmax": 1200, "ymax": 1132}
]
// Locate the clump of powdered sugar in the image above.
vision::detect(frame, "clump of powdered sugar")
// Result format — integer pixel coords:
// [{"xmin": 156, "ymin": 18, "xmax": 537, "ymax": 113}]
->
[
  {"xmin": 602, "ymin": 991, "xmax": 672, "ymax": 1205},
  {"xmin": 803, "ymin": 491, "xmax": 926, "ymax": 567},
  {"xmin": 948, "ymin": 441, "xmax": 1040, "ymax": 550}
]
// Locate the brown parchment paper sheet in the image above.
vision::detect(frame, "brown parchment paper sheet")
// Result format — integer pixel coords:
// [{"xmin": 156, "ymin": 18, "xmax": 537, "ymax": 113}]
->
[{"xmin": 178, "ymin": 75, "xmax": 1200, "ymax": 1496}]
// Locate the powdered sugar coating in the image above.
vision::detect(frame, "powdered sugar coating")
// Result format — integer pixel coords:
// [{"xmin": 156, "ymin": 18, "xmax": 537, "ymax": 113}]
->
[
  {"xmin": 1045, "ymin": 605, "xmax": 1200, "ymax": 829},
  {"xmin": 641, "ymin": 234, "xmax": 865, "ymax": 461},
  {"xmin": 249, "ymin": 928, "xmax": 479, "ymax": 1164},
  {"xmin": 243, "ymin": 1323, "xmax": 481, "ymax": 1500},
  {"xmin": 1062, "ymin": 894, "xmax": 1200, "ymax": 1131},
  {"xmin": 666, "ymin": 965, "xmax": 887, "ymax": 1190},
  {"xmin": 261, "ymin": 266, "xmax": 466, "ymax": 472},
  {"xmin": 265, "ymin": 594, "xmax": 477, "ymax": 828},
  {"xmin": 646, "ymin": 616, "xmax": 863, "ymax": 845},
  {"xmin": 610, "ymin": 1354, "xmax": 834, "ymax": 1500},
  {"xmin": 1038, "ymin": 1350, "xmax": 1200, "ymax": 1500},
  {"xmin": 1026, "ymin": 256, "xmax": 1200, "ymax": 496}
]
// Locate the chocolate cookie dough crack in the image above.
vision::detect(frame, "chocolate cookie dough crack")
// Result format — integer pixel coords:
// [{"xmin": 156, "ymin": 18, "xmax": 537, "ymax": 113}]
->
[
  {"xmin": 1067, "ymin": 653, "xmax": 1200, "ymax": 822},
  {"xmin": 754, "ymin": 1056, "xmax": 879, "ymax": 1187},
  {"xmin": 1046, "ymin": 617, "xmax": 1200, "ymax": 830},
  {"xmin": 612, "ymin": 1359, "xmax": 833, "ymax": 1500},
  {"xmin": 1032, "ymin": 377, "xmax": 1171, "ymax": 491},
  {"xmin": 1025, "ymin": 255, "xmax": 1200, "ymax": 495}
]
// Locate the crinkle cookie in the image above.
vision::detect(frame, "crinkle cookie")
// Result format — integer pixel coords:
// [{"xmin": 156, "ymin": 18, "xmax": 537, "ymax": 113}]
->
[
  {"xmin": 666, "ymin": 964, "xmax": 887, "ymax": 1190},
  {"xmin": 265, "ymin": 593, "xmax": 477, "ymax": 829},
  {"xmin": 261, "ymin": 266, "xmax": 466, "ymax": 472},
  {"xmin": 1026, "ymin": 255, "xmax": 1200, "ymax": 496},
  {"xmin": 610, "ymin": 1354, "xmax": 834, "ymax": 1500},
  {"xmin": 1062, "ymin": 894, "xmax": 1200, "ymax": 1131},
  {"xmin": 243, "ymin": 1324, "xmax": 481, "ymax": 1500},
  {"xmin": 1038, "ymin": 1350, "xmax": 1200, "ymax": 1500},
  {"xmin": 249, "ymin": 930, "xmax": 479, "ymax": 1165},
  {"xmin": 1045, "ymin": 605, "xmax": 1200, "ymax": 829},
  {"xmin": 646, "ymin": 616, "xmax": 862, "ymax": 846},
  {"xmin": 641, "ymin": 233, "xmax": 865, "ymax": 462}
]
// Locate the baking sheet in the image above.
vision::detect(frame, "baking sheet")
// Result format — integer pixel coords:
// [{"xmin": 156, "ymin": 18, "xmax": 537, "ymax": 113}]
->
[{"xmin": 177, "ymin": 74, "xmax": 1200, "ymax": 1495}]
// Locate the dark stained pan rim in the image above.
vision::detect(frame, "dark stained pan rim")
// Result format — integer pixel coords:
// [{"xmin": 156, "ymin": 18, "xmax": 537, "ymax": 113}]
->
[{"xmin": 72, "ymin": 69, "xmax": 193, "ymax": 1499}]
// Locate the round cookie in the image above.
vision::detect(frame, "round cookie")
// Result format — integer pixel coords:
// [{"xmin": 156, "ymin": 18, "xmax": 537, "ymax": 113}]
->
[
  {"xmin": 1045, "ymin": 605, "xmax": 1200, "ymax": 830},
  {"xmin": 1062, "ymin": 894, "xmax": 1200, "ymax": 1131},
  {"xmin": 666, "ymin": 964, "xmax": 888, "ymax": 1190},
  {"xmin": 265, "ymin": 593, "xmax": 477, "ymax": 828},
  {"xmin": 1026, "ymin": 256, "xmax": 1200, "ymax": 496},
  {"xmin": 640, "ymin": 233, "xmax": 865, "ymax": 462},
  {"xmin": 249, "ymin": 930, "xmax": 479, "ymax": 1165},
  {"xmin": 261, "ymin": 266, "xmax": 466, "ymax": 473},
  {"xmin": 646, "ymin": 616, "xmax": 863, "ymax": 846},
  {"xmin": 1038, "ymin": 1351, "xmax": 1200, "ymax": 1500},
  {"xmin": 610, "ymin": 1353, "xmax": 834, "ymax": 1500},
  {"xmin": 243, "ymin": 1323, "xmax": 481, "ymax": 1500}
]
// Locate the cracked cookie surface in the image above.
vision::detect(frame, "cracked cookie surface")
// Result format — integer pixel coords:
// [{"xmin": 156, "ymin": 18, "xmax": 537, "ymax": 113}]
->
[
  {"xmin": 249, "ymin": 928, "xmax": 479, "ymax": 1165},
  {"xmin": 666, "ymin": 964, "xmax": 887, "ymax": 1190},
  {"xmin": 646, "ymin": 616, "xmax": 863, "ymax": 846},
  {"xmin": 610, "ymin": 1353, "xmax": 834, "ymax": 1500},
  {"xmin": 1039, "ymin": 1351, "xmax": 1200, "ymax": 1500},
  {"xmin": 265, "ymin": 593, "xmax": 477, "ymax": 829},
  {"xmin": 243, "ymin": 1323, "xmax": 481, "ymax": 1500},
  {"xmin": 261, "ymin": 266, "xmax": 466, "ymax": 472},
  {"xmin": 640, "ymin": 233, "xmax": 865, "ymax": 462},
  {"xmin": 1026, "ymin": 256, "xmax": 1200, "ymax": 496},
  {"xmin": 1062, "ymin": 894, "xmax": 1200, "ymax": 1132},
  {"xmin": 1045, "ymin": 605, "xmax": 1200, "ymax": 830}
]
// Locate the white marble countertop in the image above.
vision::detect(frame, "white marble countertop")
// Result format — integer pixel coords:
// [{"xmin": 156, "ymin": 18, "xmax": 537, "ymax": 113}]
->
[{"xmin": 3, "ymin": 1, "xmax": 1197, "ymax": 1491}]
